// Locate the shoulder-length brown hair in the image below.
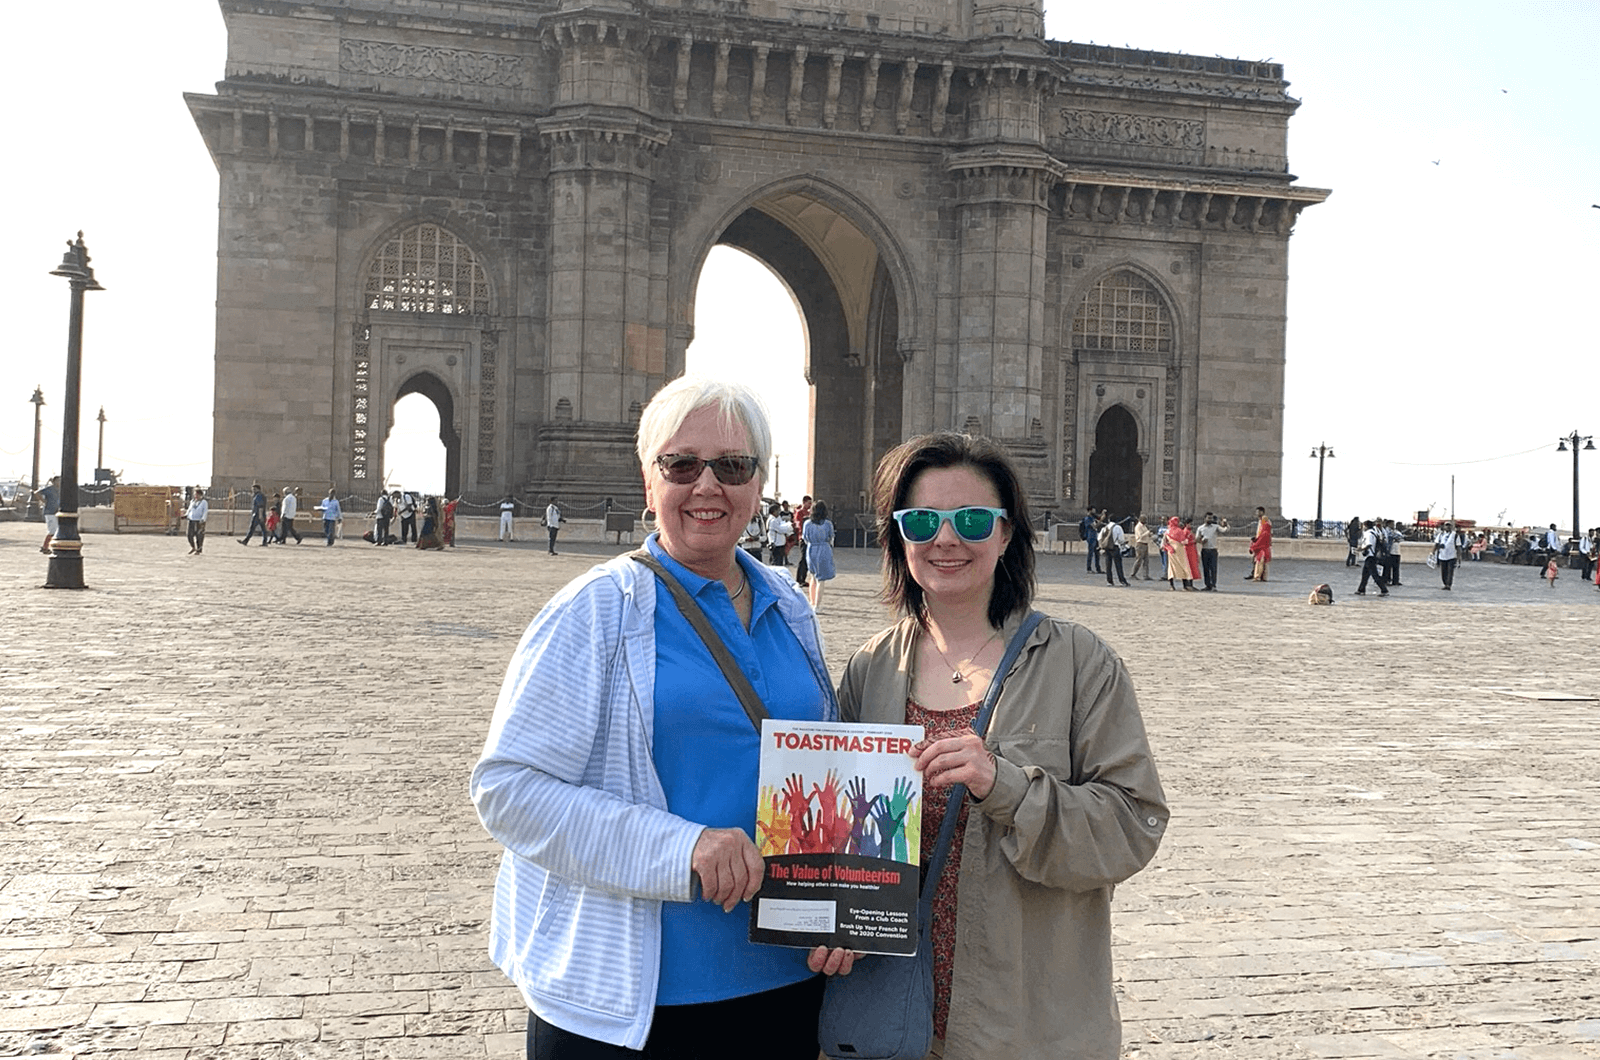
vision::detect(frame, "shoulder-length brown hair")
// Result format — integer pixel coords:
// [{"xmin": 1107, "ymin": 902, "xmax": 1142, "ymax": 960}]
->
[{"xmin": 873, "ymin": 432, "xmax": 1036, "ymax": 629}]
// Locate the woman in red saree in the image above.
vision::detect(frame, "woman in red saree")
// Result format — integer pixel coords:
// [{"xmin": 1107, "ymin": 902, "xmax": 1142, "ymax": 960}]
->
[
  {"xmin": 1163, "ymin": 516, "xmax": 1197, "ymax": 591},
  {"xmin": 1248, "ymin": 507, "xmax": 1272, "ymax": 582},
  {"xmin": 442, "ymin": 497, "xmax": 459, "ymax": 547}
]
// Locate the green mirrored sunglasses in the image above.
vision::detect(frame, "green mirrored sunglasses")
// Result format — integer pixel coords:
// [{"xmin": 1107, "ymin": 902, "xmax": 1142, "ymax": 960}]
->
[{"xmin": 891, "ymin": 506, "xmax": 1008, "ymax": 543}]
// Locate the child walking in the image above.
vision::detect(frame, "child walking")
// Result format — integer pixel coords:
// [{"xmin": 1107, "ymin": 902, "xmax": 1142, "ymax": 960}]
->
[{"xmin": 1545, "ymin": 555, "xmax": 1559, "ymax": 587}]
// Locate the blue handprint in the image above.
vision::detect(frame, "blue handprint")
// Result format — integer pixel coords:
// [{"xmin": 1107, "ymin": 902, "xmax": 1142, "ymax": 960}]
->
[
  {"xmin": 869, "ymin": 794, "xmax": 905, "ymax": 863},
  {"xmin": 857, "ymin": 795, "xmax": 889, "ymax": 858}
]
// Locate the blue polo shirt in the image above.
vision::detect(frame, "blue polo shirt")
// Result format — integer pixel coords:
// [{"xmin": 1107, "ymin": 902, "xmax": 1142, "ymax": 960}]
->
[{"xmin": 646, "ymin": 536, "xmax": 826, "ymax": 1004}]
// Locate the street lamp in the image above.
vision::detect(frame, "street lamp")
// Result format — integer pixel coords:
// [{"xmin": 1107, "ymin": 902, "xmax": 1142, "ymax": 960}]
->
[
  {"xmin": 44, "ymin": 233, "xmax": 105, "ymax": 591},
  {"xmin": 1556, "ymin": 430, "xmax": 1594, "ymax": 542},
  {"xmin": 96, "ymin": 406, "xmax": 107, "ymax": 482},
  {"xmin": 1308, "ymin": 443, "xmax": 1335, "ymax": 537},
  {"xmin": 28, "ymin": 387, "xmax": 45, "ymax": 520}
]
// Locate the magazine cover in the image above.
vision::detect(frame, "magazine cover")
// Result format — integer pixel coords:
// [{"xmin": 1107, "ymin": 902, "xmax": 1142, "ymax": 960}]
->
[{"xmin": 749, "ymin": 719, "xmax": 924, "ymax": 955}]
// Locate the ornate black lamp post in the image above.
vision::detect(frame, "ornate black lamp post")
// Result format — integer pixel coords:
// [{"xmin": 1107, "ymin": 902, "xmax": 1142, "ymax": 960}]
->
[
  {"xmin": 1556, "ymin": 430, "xmax": 1594, "ymax": 542},
  {"xmin": 44, "ymin": 233, "xmax": 104, "ymax": 590},
  {"xmin": 27, "ymin": 386, "xmax": 45, "ymax": 520},
  {"xmin": 1308, "ymin": 442, "xmax": 1335, "ymax": 537},
  {"xmin": 96, "ymin": 406, "xmax": 108, "ymax": 481}
]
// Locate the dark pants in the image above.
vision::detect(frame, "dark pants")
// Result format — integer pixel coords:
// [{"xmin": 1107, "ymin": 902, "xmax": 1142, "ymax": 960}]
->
[
  {"xmin": 279, "ymin": 516, "xmax": 302, "ymax": 544},
  {"xmin": 1346, "ymin": 546, "xmax": 1358, "ymax": 567},
  {"xmin": 527, "ymin": 974, "xmax": 824, "ymax": 1060},
  {"xmin": 1439, "ymin": 557, "xmax": 1457, "ymax": 589},
  {"xmin": 796, "ymin": 551, "xmax": 809, "ymax": 586},
  {"xmin": 400, "ymin": 514, "xmax": 417, "ymax": 543},
  {"xmin": 324, "ymin": 519, "xmax": 338, "ymax": 546},
  {"xmin": 1105, "ymin": 547, "xmax": 1127, "ymax": 584},
  {"xmin": 241, "ymin": 512, "xmax": 268, "ymax": 545},
  {"xmin": 1385, "ymin": 554, "xmax": 1401, "ymax": 585},
  {"xmin": 1201, "ymin": 548, "xmax": 1218, "ymax": 589},
  {"xmin": 1358, "ymin": 557, "xmax": 1389, "ymax": 594},
  {"xmin": 1086, "ymin": 542, "xmax": 1101, "ymax": 572},
  {"xmin": 375, "ymin": 516, "xmax": 391, "ymax": 544},
  {"xmin": 187, "ymin": 521, "xmax": 206, "ymax": 553},
  {"xmin": 548, "ymin": 527, "xmax": 559, "ymax": 554}
]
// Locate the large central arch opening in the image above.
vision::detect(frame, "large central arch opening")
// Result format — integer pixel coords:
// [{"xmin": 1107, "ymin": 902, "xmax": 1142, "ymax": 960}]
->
[
  {"xmin": 687, "ymin": 247, "xmax": 810, "ymax": 497},
  {"xmin": 687, "ymin": 189, "xmax": 903, "ymax": 531}
]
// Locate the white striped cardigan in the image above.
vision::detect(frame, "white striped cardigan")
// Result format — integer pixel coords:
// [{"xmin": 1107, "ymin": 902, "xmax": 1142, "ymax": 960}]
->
[{"xmin": 470, "ymin": 546, "xmax": 837, "ymax": 1048}]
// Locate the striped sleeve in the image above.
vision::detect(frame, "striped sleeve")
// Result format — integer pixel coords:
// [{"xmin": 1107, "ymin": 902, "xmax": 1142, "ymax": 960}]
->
[{"xmin": 471, "ymin": 573, "xmax": 701, "ymax": 903}]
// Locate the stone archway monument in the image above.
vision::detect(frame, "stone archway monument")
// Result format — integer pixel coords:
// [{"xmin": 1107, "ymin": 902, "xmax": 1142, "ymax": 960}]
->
[{"xmin": 188, "ymin": 0, "xmax": 1326, "ymax": 523}]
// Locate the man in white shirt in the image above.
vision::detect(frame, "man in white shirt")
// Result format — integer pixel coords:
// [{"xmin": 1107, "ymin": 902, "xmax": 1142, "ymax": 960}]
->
[
  {"xmin": 543, "ymin": 496, "xmax": 562, "ymax": 555},
  {"xmin": 1100, "ymin": 517, "xmax": 1131, "ymax": 586},
  {"xmin": 1432, "ymin": 520, "xmax": 1463, "ymax": 590},
  {"xmin": 398, "ymin": 491, "xmax": 419, "ymax": 545},
  {"xmin": 278, "ymin": 486, "xmax": 303, "ymax": 544},
  {"xmin": 1130, "ymin": 515, "xmax": 1155, "ymax": 581},
  {"xmin": 499, "ymin": 496, "xmax": 516, "ymax": 541},
  {"xmin": 185, "ymin": 489, "xmax": 209, "ymax": 555},
  {"xmin": 1381, "ymin": 519, "xmax": 1403, "ymax": 587},
  {"xmin": 1195, "ymin": 512, "xmax": 1223, "ymax": 591},
  {"xmin": 765, "ymin": 503, "xmax": 793, "ymax": 566},
  {"xmin": 1356, "ymin": 520, "xmax": 1390, "ymax": 596},
  {"xmin": 1544, "ymin": 524, "xmax": 1563, "ymax": 553}
]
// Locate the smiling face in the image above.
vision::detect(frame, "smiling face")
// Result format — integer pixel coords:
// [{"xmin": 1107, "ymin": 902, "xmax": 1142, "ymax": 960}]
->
[
  {"xmin": 643, "ymin": 403, "xmax": 763, "ymax": 579},
  {"xmin": 902, "ymin": 464, "xmax": 1011, "ymax": 612}
]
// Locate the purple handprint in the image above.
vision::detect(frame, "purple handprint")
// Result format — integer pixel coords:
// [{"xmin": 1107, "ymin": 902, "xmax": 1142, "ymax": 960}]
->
[{"xmin": 845, "ymin": 776, "xmax": 874, "ymax": 855}]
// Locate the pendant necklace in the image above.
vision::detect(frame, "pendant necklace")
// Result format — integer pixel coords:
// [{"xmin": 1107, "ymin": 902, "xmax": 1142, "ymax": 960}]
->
[{"xmin": 931, "ymin": 628, "xmax": 1001, "ymax": 684}]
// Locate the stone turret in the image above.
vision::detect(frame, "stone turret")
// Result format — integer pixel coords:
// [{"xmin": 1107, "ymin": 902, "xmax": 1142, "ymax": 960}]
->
[{"xmin": 971, "ymin": 0, "xmax": 1044, "ymax": 41}]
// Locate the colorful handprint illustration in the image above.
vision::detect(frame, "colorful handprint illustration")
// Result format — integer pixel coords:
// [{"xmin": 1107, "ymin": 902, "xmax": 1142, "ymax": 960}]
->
[{"xmin": 757, "ymin": 768, "xmax": 920, "ymax": 862}]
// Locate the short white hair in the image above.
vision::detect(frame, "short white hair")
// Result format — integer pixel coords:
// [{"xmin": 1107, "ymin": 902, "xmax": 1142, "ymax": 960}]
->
[{"xmin": 635, "ymin": 375, "xmax": 772, "ymax": 486}]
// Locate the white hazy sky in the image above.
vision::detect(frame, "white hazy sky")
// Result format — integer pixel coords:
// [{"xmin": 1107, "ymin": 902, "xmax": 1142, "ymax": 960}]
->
[{"xmin": 3, "ymin": 1, "xmax": 1596, "ymax": 528}]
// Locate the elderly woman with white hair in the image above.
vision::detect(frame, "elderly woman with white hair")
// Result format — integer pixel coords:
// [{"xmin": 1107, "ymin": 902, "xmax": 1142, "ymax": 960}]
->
[{"xmin": 472, "ymin": 375, "xmax": 854, "ymax": 1060}]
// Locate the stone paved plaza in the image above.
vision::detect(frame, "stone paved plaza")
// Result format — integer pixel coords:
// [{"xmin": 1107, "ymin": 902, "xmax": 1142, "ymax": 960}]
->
[{"xmin": 2, "ymin": 531, "xmax": 1597, "ymax": 1059}]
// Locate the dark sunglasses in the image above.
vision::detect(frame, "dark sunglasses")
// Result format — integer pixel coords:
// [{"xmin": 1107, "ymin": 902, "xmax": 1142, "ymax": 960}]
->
[
  {"xmin": 654, "ymin": 453, "xmax": 760, "ymax": 486},
  {"xmin": 891, "ymin": 506, "xmax": 1008, "ymax": 544}
]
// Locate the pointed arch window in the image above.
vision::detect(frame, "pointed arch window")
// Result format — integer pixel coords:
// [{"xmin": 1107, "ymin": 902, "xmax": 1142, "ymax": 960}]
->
[
  {"xmin": 366, "ymin": 223, "xmax": 490, "ymax": 315},
  {"xmin": 1072, "ymin": 270, "xmax": 1172, "ymax": 354}
]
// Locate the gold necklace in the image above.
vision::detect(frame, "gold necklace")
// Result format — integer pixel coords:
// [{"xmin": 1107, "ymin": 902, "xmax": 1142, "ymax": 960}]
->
[{"xmin": 930, "ymin": 628, "xmax": 1001, "ymax": 684}]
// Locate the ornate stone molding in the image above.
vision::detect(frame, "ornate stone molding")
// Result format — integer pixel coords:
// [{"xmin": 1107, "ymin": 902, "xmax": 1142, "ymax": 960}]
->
[
  {"xmin": 351, "ymin": 325, "xmax": 372, "ymax": 483},
  {"xmin": 477, "ymin": 331, "xmax": 499, "ymax": 483},
  {"xmin": 1059, "ymin": 108, "xmax": 1203, "ymax": 150},
  {"xmin": 340, "ymin": 40, "xmax": 524, "ymax": 88}
]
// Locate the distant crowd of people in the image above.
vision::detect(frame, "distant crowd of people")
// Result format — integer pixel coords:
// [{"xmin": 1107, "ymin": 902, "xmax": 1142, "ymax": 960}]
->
[
  {"xmin": 1063, "ymin": 506, "xmax": 1275, "ymax": 592},
  {"xmin": 737, "ymin": 494, "xmax": 837, "ymax": 609}
]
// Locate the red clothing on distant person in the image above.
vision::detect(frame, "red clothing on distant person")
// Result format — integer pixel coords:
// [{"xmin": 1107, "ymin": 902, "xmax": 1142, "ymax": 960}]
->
[{"xmin": 1250, "ymin": 516, "xmax": 1273, "ymax": 564}]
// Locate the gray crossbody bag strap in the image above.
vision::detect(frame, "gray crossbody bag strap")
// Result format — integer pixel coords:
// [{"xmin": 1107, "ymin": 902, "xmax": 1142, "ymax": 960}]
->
[{"xmin": 629, "ymin": 550, "xmax": 769, "ymax": 732}]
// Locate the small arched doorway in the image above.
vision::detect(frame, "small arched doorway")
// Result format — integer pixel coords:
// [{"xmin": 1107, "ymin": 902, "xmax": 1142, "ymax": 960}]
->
[
  {"xmin": 390, "ymin": 373, "xmax": 461, "ymax": 498},
  {"xmin": 1088, "ymin": 405, "xmax": 1142, "ymax": 519}
]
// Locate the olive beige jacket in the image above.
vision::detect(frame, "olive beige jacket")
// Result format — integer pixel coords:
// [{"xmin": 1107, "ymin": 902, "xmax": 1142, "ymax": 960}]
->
[{"xmin": 837, "ymin": 610, "xmax": 1168, "ymax": 1060}]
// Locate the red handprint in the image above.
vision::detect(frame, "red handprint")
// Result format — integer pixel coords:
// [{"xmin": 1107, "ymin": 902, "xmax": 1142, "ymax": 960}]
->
[
  {"xmin": 811, "ymin": 770, "xmax": 852, "ymax": 853},
  {"xmin": 796, "ymin": 808, "xmax": 832, "ymax": 854},
  {"xmin": 781, "ymin": 773, "xmax": 813, "ymax": 855}
]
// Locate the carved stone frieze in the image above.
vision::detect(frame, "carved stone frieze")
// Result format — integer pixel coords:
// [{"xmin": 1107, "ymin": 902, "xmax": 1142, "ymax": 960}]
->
[
  {"xmin": 1059, "ymin": 108, "xmax": 1203, "ymax": 150},
  {"xmin": 340, "ymin": 40, "xmax": 525, "ymax": 87}
]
